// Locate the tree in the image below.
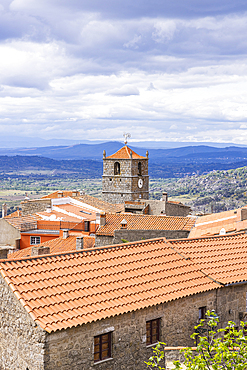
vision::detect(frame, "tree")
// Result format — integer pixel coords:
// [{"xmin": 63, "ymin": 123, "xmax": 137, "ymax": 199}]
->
[{"xmin": 145, "ymin": 311, "xmax": 247, "ymax": 370}]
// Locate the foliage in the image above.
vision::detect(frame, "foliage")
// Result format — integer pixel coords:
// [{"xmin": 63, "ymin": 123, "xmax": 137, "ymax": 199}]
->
[{"xmin": 145, "ymin": 311, "xmax": 247, "ymax": 370}]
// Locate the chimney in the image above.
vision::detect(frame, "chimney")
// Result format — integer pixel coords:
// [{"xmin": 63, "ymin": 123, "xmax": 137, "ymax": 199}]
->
[
  {"xmin": 2, "ymin": 203, "xmax": 7, "ymax": 218},
  {"xmin": 120, "ymin": 219, "xmax": 127, "ymax": 229},
  {"xmin": 103, "ymin": 150, "xmax": 106, "ymax": 159},
  {"xmin": 0, "ymin": 248, "xmax": 8, "ymax": 259},
  {"xmin": 72, "ymin": 190, "xmax": 78, "ymax": 197},
  {"xmin": 58, "ymin": 191, "xmax": 63, "ymax": 198},
  {"xmin": 241, "ymin": 208, "xmax": 247, "ymax": 221},
  {"xmin": 219, "ymin": 228, "xmax": 226, "ymax": 235},
  {"xmin": 31, "ymin": 246, "xmax": 50, "ymax": 256},
  {"xmin": 100, "ymin": 213, "xmax": 106, "ymax": 226},
  {"xmin": 130, "ymin": 150, "xmax": 132, "ymax": 159},
  {"xmin": 16, "ymin": 206, "xmax": 20, "ymax": 217},
  {"xmin": 46, "ymin": 205, "xmax": 52, "ymax": 213},
  {"xmin": 76, "ymin": 237, "xmax": 84, "ymax": 250},
  {"xmin": 146, "ymin": 151, "xmax": 149, "ymax": 158},
  {"xmin": 62, "ymin": 229, "xmax": 69, "ymax": 239},
  {"xmin": 96, "ymin": 212, "xmax": 100, "ymax": 225},
  {"xmin": 162, "ymin": 192, "xmax": 168, "ymax": 202}
]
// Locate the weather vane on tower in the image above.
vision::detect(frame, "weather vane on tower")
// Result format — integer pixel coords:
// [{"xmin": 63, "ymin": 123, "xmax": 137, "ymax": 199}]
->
[{"xmin": 123, "ymin": 132, "xmax": 131, "ymax": 145}]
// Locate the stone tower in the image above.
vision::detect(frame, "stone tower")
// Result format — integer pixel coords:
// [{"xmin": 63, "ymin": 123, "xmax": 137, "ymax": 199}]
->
[{"xmin": 102, "ymin": 145, "xmax": 149, "ymax": 204}]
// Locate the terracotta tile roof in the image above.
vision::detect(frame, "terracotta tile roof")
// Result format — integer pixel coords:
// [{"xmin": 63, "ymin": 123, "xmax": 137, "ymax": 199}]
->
[
  {"xmin": 37, "ymin": 210, "xmax": 83, "ymax": 223},
  {"xmin": 54, "ymin": 204, "xmax": 96, "ymax": 221},
  {"xmin": 189, "ymin": 208, "xmax": 247, "ymax": 238},
  {"xmin": 5, "ymin": 214, "xmax": 42, "ymax": 231},
  {"xmin": 170, "ymin": 232, "xmax": 247, "ymax": 284},
  {"xmin": 5, "ymin": 210, "xmax": 22, "ymax": 218},
  {"xmin": 42, "ymin": 192, "xmax": 124, "ymax": 213},
  {"xmin": 8, "ymin": 235, "xmax": 95, "ymax": 259},
  {"xmin": 96, "ymin": 213, "xmax": 196, "ymax": 236},
  {"xmin": 0, "ymin": 238, "xmax": 220, "ymax": 333},
  {"xmin": 106, "ymin": 145, "xmax": 145, "ymax": 159}
]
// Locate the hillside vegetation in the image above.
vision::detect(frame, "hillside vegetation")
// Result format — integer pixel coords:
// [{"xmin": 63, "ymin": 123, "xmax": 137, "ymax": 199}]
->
[{"xmin": 151, "ymin": 166, "xmax": 247, "ymax": 213}]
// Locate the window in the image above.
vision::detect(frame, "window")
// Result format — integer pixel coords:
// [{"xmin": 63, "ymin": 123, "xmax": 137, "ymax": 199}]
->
[
  {"xmin": 94, "ymin": 332, "xmax": 112, "ymax": 363},
  {"xmin": 199, "ymin": 306, "xmax": 206, "ymax": 320},
  {"xmin": 30, "ymin": 236, "xmax": 41, "ymax": 245},
  {"xmin": 84, "ymin": 221, "xmax": 90, "ymax": 232},
  {"xmin": 146, "ymin": 318, "xmax": 160, "ymax": 345},
  {"xmin": 138, "ymin": 161, "xmax": 142, "ymax": 175},
  {"xmin": 114, "ymin": 162, "xmax": 120, "ymax": 175}
]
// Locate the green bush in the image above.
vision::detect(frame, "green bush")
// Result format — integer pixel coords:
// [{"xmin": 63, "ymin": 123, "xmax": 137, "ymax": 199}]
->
[{"xmin": 145, "ymin": 311, "xmax": 247, "ymax": 369}]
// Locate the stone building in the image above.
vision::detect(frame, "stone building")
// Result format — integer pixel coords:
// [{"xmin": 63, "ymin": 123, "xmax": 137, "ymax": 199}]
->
[
  {"xmin": 102, "ymin": 145, "xmax": 149, "ymax": 204},
  {"xmin": 95, "ymin": 212, "xmax": 195, "ymax": 247},
  {"xmin": 1, "ymin": 232, "xmax": 247, "ymax": 370}
]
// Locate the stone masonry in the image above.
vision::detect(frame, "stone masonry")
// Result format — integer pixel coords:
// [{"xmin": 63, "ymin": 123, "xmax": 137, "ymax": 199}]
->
[
  {"xmin": 43, "ymin": 284, "xmax": 247, "ymax": 370},
  {"xmin": 21, "ymin": 199, "xmax": 51, "ymax": 216},
  {"xmin": 1, "ymin": 272, "xmax": 246, "ymax": 370},
  {"xmin": 95, "ymin": 229, "xmax": 190, "ymax": 247},
  {"xmin": 102, "ymin": 155, "xmax": 149, "ymax": 204},
  {"xmin": 0, "ymin": 274, "xmax": 46, "ymax": 370}
]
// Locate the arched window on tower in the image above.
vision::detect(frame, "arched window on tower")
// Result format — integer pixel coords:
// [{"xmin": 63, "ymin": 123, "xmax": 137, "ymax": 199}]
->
[
  {"xmin": 138, "ymin": 162, "xmax": 142, "ymax": 176},
  {"xmin": 114, "ymin": 162, "xmax": 120, "ymax": 175}
]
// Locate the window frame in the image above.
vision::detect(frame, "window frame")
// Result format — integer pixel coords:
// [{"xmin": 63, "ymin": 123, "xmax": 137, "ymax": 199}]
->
[
  {"xmin": 199, "ymin": 306, "xmax": 207, "ymax": 320},
  {"xmin": 94, "ymin": 332, "xmax": 112, "ymax": 363},
  {"xmin": 146, "ymin": 318, "xmax": 160, "ymax": 346},
  {"xmin": 84, "ymin": 221, "xmax": 90, "ymax": 232},
  {"xmin": 114, "ymin": 162, "xmax": 120, "ymax": 175},
  {"xmin": 30, "ymin": 236, "xmax": 41, "ymax": 245}
]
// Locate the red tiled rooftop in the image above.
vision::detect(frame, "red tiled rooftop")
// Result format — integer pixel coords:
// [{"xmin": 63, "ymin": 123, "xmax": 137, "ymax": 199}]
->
[
  {"xmin": 106, "ymin": 145, "xmax": 145, "ymax": 159},
  {"xmin": 5, "ymin": 214, "xmax": 42, "ymax": 230},
  {"xmin": 42, "ymin": 192, "xmax": 124, "ymax": 213},
  {"xmin": 170, "ymin": 232, "xmax": 247, "ymax": 284},
  {"xmin": 8, "ymin": 235, "xmax": 95, "ymax": 259},
  {"xmin": 189, "ymin": 208, "xmax": 247, "ymax": 238},
  {"xmin": 0, "ymin": 237, "xmax": 219, "ymax": 333},
  {"xmin": 97, "ymin": 213, "xmax": 196, "ymax": 236}
]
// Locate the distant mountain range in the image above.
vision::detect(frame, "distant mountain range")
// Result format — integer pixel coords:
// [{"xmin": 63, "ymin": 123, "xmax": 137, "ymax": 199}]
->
[{"xmin": 1, "ymin": 142, "xmax": 247, "ymax": 164}]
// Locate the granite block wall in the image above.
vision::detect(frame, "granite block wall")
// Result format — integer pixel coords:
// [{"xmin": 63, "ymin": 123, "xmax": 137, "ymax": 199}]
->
[
  {"xmin": 43, "ymin": 284, "xmax": 247, "ymax": 370},
  {"xmin": 0, "ymin": 275, "xmax": 46, "ymax": 370},
  {"xmin": 21, "ymin": 199, "xmax": 51, "ymax": 216}
]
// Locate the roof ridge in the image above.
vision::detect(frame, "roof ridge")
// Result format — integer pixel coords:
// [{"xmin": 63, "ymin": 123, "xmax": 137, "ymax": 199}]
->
[
  {"xmin": 2, "ymin": 237, "xmax": 166, "ymax": 263},
  {"xmin": 170, "ymin": 230, "xmax": 246, "ymax": 244}
]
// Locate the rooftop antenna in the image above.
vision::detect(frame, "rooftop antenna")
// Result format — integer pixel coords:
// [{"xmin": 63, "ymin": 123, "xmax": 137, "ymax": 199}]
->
[{"xmin": 123, "ymin": 132, "xmax": 131, "ymax": 145}]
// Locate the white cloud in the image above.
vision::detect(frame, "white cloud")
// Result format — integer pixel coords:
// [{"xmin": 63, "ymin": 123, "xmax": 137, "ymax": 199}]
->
[
  {"xmin": 106, "ymin": 84, "xmax": 140, "ymax": 96},
  {"xmin": 0, "ymin": 2, "xmax": 247, "ymax": 144}
]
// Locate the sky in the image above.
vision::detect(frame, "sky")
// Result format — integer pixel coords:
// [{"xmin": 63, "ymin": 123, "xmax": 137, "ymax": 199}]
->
[{"xmin": 1, "ymin": 0, "xmax": 247, "ymax": 145}]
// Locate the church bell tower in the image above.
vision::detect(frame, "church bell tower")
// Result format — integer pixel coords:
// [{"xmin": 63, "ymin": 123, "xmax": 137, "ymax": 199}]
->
[{"xmin": 102, "ymin": 137, "xmax": 149, "ymax": 204}]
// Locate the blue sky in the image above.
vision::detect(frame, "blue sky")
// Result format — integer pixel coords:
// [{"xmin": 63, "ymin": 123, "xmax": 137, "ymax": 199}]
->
[{"xmin": 1, "ymin": 0, "xmax": 247, "ymax": 144}]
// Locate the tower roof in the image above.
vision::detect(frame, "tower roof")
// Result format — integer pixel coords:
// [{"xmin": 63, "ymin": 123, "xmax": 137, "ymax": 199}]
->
[{"xmin": 106, "ymin": 145, "xmax": 145, "ymax": 159}]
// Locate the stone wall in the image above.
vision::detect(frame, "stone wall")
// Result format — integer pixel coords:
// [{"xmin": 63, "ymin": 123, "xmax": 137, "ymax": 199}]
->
[
  {"xmin": 0, "ymin": 274, "xmax": 46, "ymax": 370},
  {"xmin": 0, "ymin": 219, "xmax": 20, "ymax": 247},
  {"xmin": 95, "ymin": 229, "xmax": 190, "ymax": 247},
  {"xmin": 21, "ymin": 199, "xmax": 51, "ymax": 216},
  {"xmin": 43, "ymin": 284, "xmax": 247, "ymax": 370},
  {"xmin": 95, "ymin": 235, "xmax": 113, "ymax": 247},
  {"xmin": 102, "ymin": 157, "xmax": 149, "ymax": 204},
  {"xmin": 113, "ymin": 230, "xmax": 190, "ymax": 244},
  {"xmin": 165, "ymin": 202, "xmax": 191, "ymax": 217},
  {"xmin": 145, "ymin": 200, "xmax": 191, "ymax": 217}
]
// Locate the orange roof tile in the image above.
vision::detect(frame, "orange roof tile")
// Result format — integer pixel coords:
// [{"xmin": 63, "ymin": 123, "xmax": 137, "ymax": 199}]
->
[
  {"xmin": 106, "ymin": 145, "xmax": 145, "ymax": 159},
  {"xmin": 170, "ymin": 232, "xmax": 247, "ymax": 284},
  {"xmin": 189, "ymin": 208, "xmax": 247, "ymax": 238},
  {"xmin": 5, "ymin": 214, "xmax": 42, "ymax": 231},
  {"xmin": 1, "ymin": 237, "xmax": 220, "ymax": 333},
  {"xmin": 42, "ymin": 192, "xmax": 124, "ymax": 213},
  {"xmin": 54, "ymin": 204, "xmax": 96, "ymax": 221},
  {"xmin": 8, "ymin": 235, "xmax": 95, "ymax": 259},
  {"xmin": 96, "ymin": 213, "xmax": 195, "ymax": 236}
]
